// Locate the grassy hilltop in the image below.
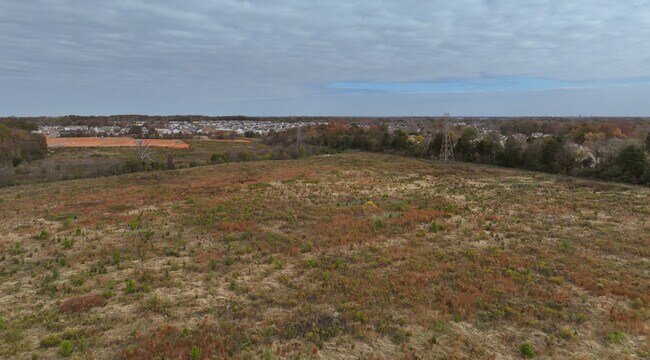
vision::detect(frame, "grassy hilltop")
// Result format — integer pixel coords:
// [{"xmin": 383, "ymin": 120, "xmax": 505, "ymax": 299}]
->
[{"xmin": 0, "ymin": 152, "xmax": 648, "ymax": 359}]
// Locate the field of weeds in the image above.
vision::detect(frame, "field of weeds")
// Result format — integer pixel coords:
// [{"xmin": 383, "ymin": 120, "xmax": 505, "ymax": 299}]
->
[
  {"xmin": 4, "ymin": 139, "xmax": 275, "ymax": 187},
  {"xmin": 0, "ymin": 152, "xmax": 648, "ymax": 359}
]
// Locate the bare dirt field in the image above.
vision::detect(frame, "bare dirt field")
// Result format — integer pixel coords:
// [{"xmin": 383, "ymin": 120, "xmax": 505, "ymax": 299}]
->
[{"xmin": 46, "ymin": 137, "xmax": 192, "ymax": 149}]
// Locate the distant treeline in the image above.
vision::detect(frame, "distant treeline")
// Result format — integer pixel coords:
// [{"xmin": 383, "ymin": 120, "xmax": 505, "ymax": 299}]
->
[
  {"xmin": 264, "ymin": 122, "xmax": 650, "ymax": 185},
  {"xmin": 0, "ymin": 119, "xmax": 47, "ymax": 167},
  {"xmin": 1, "ymin": 116, "xmax": 649, "ymax": 187},
  {"xmin": 3, "ymin": 115, "xmax": 650, "ymax": 132}
]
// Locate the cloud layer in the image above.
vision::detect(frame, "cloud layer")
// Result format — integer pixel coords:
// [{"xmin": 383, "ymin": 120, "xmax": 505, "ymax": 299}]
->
[{"xmin": 1, "ymin": 0, "xmax": 650, "ymax": 115}]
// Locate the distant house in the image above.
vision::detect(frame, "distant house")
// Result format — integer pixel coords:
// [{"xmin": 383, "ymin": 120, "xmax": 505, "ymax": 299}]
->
[{"xmin": 530, "ymin": 132, "xmax": 551, "ymax": 139}]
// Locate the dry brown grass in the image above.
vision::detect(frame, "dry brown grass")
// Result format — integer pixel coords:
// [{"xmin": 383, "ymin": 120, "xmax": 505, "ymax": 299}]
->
[{"xmin": 0, "ymin": 152, "xmax": 648, "ymax": 359}]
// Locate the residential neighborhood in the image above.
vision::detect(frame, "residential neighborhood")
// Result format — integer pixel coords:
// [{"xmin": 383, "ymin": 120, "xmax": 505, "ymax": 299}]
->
[{"xmin": 35, "ymin": 119, "xmax": 328, "ymax": 138}]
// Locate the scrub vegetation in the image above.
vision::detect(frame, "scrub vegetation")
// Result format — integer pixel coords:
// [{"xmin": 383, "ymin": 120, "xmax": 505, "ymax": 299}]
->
[{"xmin": 0, "ymin": 152, "xmax": 648, "ymax": 359}]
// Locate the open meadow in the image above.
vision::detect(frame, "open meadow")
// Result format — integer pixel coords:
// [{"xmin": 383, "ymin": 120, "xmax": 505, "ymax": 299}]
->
[
  {"xmin": 4, "ymin": 140, "xmax": 276, "ymax": 187},
  {"xmin": 0, "ymin": 152, "xmax": 648, "ymax": 359}
]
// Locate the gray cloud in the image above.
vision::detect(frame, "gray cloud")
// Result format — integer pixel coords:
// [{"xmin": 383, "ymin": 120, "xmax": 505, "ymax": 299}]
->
[{"xmin": 1, "ymin": 0, "xmax": 650, "ymax": 115}]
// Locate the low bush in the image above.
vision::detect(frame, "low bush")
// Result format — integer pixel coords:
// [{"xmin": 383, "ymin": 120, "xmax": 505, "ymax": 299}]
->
[
  {"xmin": 59, "ymin": 294, "xmax": 106, "ymax": 313},
  {"xmin": 59, "ymin": 340, "xmax": 74, "ymax": 357},
  {"xmin": 189, "ymin": 345, "xmax": 202, "ymax": 360},
  {"xmin": 520, "ymin": 342, "xmax": 534, "ymax": 358},
  {"xmin": 125, "ymin": 279, "xmax": 137, "ymax": 294},
  {"xmin": 40, "ymin": 334, "xmax": 61, "ymax": 348}
]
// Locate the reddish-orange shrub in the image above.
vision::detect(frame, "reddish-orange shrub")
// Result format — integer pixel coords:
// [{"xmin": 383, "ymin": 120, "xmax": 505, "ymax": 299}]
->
[
  {"xmin": 59, "ymin": 295, "xmax": 106, "ymax": 313},
  {"xmin": 609, "ymin": 306, "xmax": 647, "ymax": 333},
  {"xmin": 316, "ymin": 214, "xmax": 371, "ymax": 245}
]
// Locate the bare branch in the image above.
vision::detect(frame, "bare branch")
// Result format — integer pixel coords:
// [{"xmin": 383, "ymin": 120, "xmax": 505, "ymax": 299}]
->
[{"xmin": 136, "ymin": 139, "xmax": 155, "ymax": 164}]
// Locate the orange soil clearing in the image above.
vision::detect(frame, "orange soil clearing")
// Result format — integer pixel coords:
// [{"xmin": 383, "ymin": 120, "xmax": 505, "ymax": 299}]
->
[
  {"xmin": 47, "ymin": 137, "xmax": 191, "ymax": 149},
  {"xmin": 204, "ymin": 139, "xmax": 252, "ymax": 143}
]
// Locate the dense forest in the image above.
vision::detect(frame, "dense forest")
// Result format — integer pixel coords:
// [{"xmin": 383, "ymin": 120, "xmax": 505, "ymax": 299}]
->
[{"xmin": 264, "ymin": 121, "xmax": 650, "ymax": 185}]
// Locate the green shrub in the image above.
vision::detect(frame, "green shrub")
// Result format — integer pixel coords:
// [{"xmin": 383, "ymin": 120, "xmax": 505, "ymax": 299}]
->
[
  {"xmin": 141, "ymin": 229, "xmax": 154, "ymax": 241},
  {"xmin": 125, "ymin": 279, "xmax": 137, "ymax": 294},
  {"xmin": 607, "ymin": 331, "xmax": 625, "ymax": 345},
  {"xmin": 128, "ymin": 217, "xmax": 141, "ymax": 230},
  {"xmin": 40, "ymin": 334, "xmax": 61, "ymax": 348},
  {"xmin": 11, "ymin": 242, "xmax": 22, "ymax": 254},
  {"xmin": 305, "ymin": 259, "xmax": 318, "ymax": 268},
  {"xmin": 520, "ymin": 342, "xmax": 534, "ymax": 358},
  {"xmin": 61, "ymin": 327, "xmax": 84, "ymax": 340},
  {"xmin": 353, "ymin": 311, "xmax": 368, "ymax": 323},
  {"xmin": 210, "ymin": 153, "xmax": 228, "ymax": 164},
  {"xmin": 209, "ymin": 259, "xmax": 218, "ymax": 271},
  {"xmin": 271, "ymin": 259, "xmax": 284, "ymax": 270},
  {"xmin": 47, "ymin": 212, "xmax": 77, "ymax": 222},
  {"xmin": 249, "ymin": 182, "xmax": 271, "ymax": 190},
  {"xmin": 34, "ymin": 230, "xmax": 49, "ymax": 240},
  {"xmin": 62, "ymin": 238, "xmax": 73, "ymax": 249},
  {"xmin": 429, "ymin": 221, "xmax": 443, "ymax": 232},
  {"xmin": 262, "ymin": 326, "xmax": 274, "ymax": 338},
  {"xmin": 560, "ymin": 239, "xmax": 571, "ymax": 252},
  {"xmin": 299, "ymin": 241, "xmax": 312, "ymax": 253},
  {"xmin": 189, "ymin": 345, "xmax": 202, "ymax": 360},
  {"xmin": 103, "ymin": 290, "xmax": 114, "ymax": 299},
  {"xmin": 391, "ymin": 328, "xmax": 411, "ymax": 344},
  {"xmin": 111, "ymin": 251, "xmax": 121, "ymax": 265},
  {"xmin": 559, "ymin": 327, "xmax": 575, "ymax": 340},
  {"xmin": 164, "ymin": 249, "xmax": 179, "ymax": 257},
  {"xmin": 59, "ymin": 340, "xmax": 74, "ymax": 357},
  {"xmin": 618, "ymin": 145, "xmax": 646, "ymax": 179},
  {"xmin": 371, "ymin": 218, "xmax": 384, "ymax": 230},
  {"xmin": 89, "ymin": 262, "xmax": 106, "ymax": 274},
  {"xmin": 575, "ymin": 312, "xmax": 587, "ymax": 323}
]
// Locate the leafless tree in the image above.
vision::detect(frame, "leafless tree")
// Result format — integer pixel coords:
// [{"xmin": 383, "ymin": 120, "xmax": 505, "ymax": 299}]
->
[
  {"xmin": 136, "ymin": 139, "xmax": 155, "ymax": 164},
  {"xmin": 296, "ymin": 126, "xmax": 303, "ymax": 147}
]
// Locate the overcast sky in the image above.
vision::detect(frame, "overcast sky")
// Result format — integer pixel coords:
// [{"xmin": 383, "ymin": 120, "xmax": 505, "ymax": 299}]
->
[{"xmin": 1, "ymin": 0, "xmax": 650, "ymax": 116}]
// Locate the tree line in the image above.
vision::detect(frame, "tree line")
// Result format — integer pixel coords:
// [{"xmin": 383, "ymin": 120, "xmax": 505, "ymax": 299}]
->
[
  {"xmin": 264, "ymin": 122, "xmax": 650, "ymax": 186},
  {"xmin": 0, "ymin": 120, "xmax": 47, "ymax": 167}
]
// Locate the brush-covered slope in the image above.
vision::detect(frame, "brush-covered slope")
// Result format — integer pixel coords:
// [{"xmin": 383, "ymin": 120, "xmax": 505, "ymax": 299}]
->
[{"xmin": 0, "ymin": 152, "xmax": 648, "ymax": 359}]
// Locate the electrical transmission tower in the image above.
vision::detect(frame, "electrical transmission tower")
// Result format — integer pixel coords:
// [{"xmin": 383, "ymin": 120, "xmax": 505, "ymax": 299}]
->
[{"xmin": 439, "ymin": 113, "xmax": 454, "ymax": 162}]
